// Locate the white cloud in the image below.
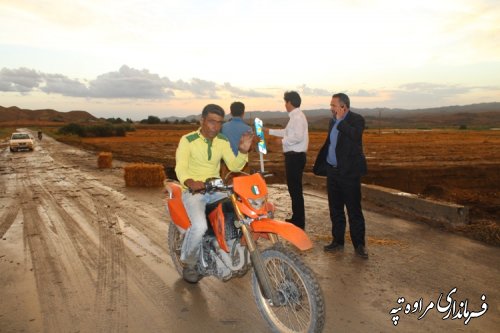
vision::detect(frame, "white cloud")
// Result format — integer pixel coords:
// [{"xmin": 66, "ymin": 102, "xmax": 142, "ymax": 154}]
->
[
  {"xmin": 350, "ymin": 89, "xmax": 379, "ymax": 97},
  {"xmin": 0, "ymin": 65, "xmax": 276, "ymax": 101},
  {"xmin": 41, "ymin": 73, "xmax": 88, "ymax": 97},
  {"xmin": 298, "ymin": 84, "xmax": 331, "ymax": 97},
  {"xmin": 169, "ymin": 78, "xmax": 219, "ymax": 98},
  {"xmin": 383, "ymin": 82, "xmax": 500, "ymax": 107},
  {"xmin": 87, "ymin": 65, "xmax": 173, "ymax": 99},
  {"xmin": 223, "ymin": 82, "xmax": 273, "ymax": 98},
  {"xmin": 0, "ymin": 67, "xmax": 43, "ymax": 92},
  {"xmin": 398, "ymin": 82, "xmax": 471, "ymax": 96}
]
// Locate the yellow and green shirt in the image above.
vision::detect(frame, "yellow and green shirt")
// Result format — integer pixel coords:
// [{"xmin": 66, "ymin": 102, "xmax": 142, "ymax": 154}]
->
[{"xmin": 175, "ymin": 129, "xmax": 248, "ymax": 188}]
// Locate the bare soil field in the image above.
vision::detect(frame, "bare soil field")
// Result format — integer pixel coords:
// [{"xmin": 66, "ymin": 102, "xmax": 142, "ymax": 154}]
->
[
  {"xmin": 1, "ymin": 129, "xmax": 499, "ymax": 332},
  {"xmin": 54, "ymin": 126, "xmax": 499, "ymax": 245}
]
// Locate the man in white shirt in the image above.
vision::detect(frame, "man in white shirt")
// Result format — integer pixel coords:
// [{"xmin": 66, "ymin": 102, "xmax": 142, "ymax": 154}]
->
[{"xmin": 265, "ymin": 91, "xmax": 309, "ymax": 229}]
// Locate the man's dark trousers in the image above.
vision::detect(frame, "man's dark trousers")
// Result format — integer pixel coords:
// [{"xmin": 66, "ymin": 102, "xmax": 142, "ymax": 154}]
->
[
  {"xmin": 327, "ymin": 165, "xmax": 365, "ymax": 247},
  {"xmin": 285, "ymin": 152, "xmax": 306, "ymax": 229}
]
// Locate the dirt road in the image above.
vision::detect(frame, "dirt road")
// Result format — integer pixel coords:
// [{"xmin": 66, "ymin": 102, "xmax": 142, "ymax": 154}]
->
[{"xmin": 1, "ymin": 131, "xmax": 499, "ymax": 332}]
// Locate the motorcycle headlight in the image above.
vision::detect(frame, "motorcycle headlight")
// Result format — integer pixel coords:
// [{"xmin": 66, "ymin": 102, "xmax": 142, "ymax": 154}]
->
[{"xmin": 248, "ymin": 197, "xmax": 267, "ymax": 210}]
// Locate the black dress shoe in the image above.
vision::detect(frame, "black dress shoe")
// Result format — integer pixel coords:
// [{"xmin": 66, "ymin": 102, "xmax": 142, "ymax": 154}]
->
[
  {"xmin": 285, "ymin": 218, "xmax": 294, "ymax": 223},
  {"xmin": 355, "ymin": 245, "xmax": 369, "ymax": 259},
  {"xmin": 323, "ymin": 242, "xmax": 344, "ymax": 252}
]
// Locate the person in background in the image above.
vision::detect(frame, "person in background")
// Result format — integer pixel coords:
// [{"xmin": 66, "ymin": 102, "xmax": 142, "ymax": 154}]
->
[
  {"xmin": 265, "ymin": 91, "xmax": 309, "ymax": 230},
  {"xmin": 222, "ymin": 101, "xmax": 252, "ymax": 155},
  {"xmin": 175, "ymin": 104, "xmax": 254, "ymax": 282},
  {"xmin": 313, "ymin": 93, "xmax": 369, "ymax": 259}
]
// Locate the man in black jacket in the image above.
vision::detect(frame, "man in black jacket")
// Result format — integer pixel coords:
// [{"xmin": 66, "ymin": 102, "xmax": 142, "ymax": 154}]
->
[{"xmin": 313, "ymin": 93, "xmax": 368, "ymax": 258}]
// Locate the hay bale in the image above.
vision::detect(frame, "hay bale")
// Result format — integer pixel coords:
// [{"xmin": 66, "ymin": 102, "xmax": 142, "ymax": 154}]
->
[
  {"xmin": 98, "ymin": 152, "xmax": 113, "ymax": 168},
  {"xmin": 124, "ymin": 163, "xmax": 166, "ymax": 187}
]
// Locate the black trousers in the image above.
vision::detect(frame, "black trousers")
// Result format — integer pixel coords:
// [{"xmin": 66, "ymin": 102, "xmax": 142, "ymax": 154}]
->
[
  {"xmin": 284, "ymin": 152, "xmax": 306, "ymax": 229},
  {"xmin": 326, "ymin": 165, "xmax": 365, "ymax": 248}
]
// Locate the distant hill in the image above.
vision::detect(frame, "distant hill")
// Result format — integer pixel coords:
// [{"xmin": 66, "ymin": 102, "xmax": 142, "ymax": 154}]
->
[
  {"xmin": 306, "ymin": 102, "xmax": 500, "ymax": 129},
  {"xmin": 3, "ymin": 102, "xmax": 499, "ymax": 129},
  {"xmin": 245, "ymin": 102, "xmax": 500, "ymax": 129},
  {"xmin": 163, "ymin": 102, "xmax": 500, "ymax": 129},
  {"xmin": 0, "ymin": 106, "xmax": 98, "ymax": 123}
]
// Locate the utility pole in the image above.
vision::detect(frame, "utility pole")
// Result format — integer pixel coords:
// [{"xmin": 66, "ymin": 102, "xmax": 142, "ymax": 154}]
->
[{"xmin": 378, "ymin": 109, "xmax": 381, "ymax": 135}]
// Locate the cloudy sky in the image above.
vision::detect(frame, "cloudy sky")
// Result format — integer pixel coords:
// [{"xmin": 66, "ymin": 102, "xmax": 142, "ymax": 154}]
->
[{"xmin": 1, "ymin": 0, "xmax": 499, "ymax": 119}]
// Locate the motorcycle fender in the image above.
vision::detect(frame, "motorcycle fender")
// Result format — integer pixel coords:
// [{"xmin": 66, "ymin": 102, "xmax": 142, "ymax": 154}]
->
[
  {"xmin": 168, "ymin": 200, "xmax": 191, "ymax": 230},
  {"xmin": 165, "ymin": 182, "xmax": 190, "ymax": 230},
  {"xmin": 251, "ymin": 219, "xmax": 312, "ymax": 251}
]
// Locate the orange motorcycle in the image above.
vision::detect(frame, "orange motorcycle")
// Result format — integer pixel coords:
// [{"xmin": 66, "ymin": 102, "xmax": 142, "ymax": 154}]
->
[{"xmin": 164, "ymin": 173, "xmax": 325, "ymax": 332}]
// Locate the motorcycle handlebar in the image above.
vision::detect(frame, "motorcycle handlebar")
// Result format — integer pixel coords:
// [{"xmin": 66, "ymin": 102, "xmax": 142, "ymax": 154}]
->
[
  {"xmin": 258, "ymin": 171, "xmax": 274, "ymax": 178},
  {"xmin": 188, "ymin": 178, "xmax": 233, "ymax": 194}
]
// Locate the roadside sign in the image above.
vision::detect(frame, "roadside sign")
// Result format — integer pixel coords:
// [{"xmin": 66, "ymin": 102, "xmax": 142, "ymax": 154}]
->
[{"xmin": 254, "ymin": 118, "xmax": 267, "ymax": 154}]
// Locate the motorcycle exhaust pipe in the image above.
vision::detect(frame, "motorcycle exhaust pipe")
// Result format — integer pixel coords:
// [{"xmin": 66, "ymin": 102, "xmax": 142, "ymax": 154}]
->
[{"xmin": 213, "ymin": 240, "xmax": 245, "ymax": 271}]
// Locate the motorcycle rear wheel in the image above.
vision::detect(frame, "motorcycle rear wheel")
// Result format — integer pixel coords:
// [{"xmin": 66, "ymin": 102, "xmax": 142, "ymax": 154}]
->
[
  {"xmin": 167, "ymin": 222, "xmax": 185, "ymax": 277},
  {"xmin": 251, "ymin": 246, "xmax": 325, "ymax": 333}
]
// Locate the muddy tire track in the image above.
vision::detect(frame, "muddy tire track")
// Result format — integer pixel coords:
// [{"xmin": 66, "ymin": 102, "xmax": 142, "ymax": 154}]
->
[
  {"xmin": 92, "ymin": 194, "xmax": 129, "ymax": 333},
  {"xmin": 19, "ymin": 163, "xmax": 100, "ymax": 332},
  {"xmin": 0, "ymin": 203, "xmax": 20, "ymax": 239},
  {"xmin": 21, "ymin": 187, "xmax": 80, "ymax": 332}
]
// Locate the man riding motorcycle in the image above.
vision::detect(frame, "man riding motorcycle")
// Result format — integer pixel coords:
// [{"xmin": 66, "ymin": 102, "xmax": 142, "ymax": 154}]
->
[{"xmin": 174, "ymin": 104, "xmax": 253, "ymax": 283}]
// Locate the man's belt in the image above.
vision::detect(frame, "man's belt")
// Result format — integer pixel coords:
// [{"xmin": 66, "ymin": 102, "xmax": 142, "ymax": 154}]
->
[{"xmin": 284, "ymin": 151, "xmax": 306, "ymax": 156}]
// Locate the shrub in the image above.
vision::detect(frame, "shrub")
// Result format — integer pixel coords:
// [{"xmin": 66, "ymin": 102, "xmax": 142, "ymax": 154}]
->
[
  {"xmin": 86, "ymin": 123, "xmax": 114, "ymax": 137},
  {"xmin": 114, "ymin": 126, "xmax": 126, "ymax": 137},
  {"xmin": 58, "ymin": 123, "xmax": 85, "ymax": 136},
  {"xmin": 121, "ymin": 123, "xmax": 135, "ymax": 132},
  {"xmin": 58, "ymin": 123, "xmax": 135, "ymax": 137},
  {"xmin": 140, "ymin": 115, "xmax": 161, "ymax": 124},
  {"xmin": 106, "ymin": 117, "xmax": 124, "ymax": 124}
]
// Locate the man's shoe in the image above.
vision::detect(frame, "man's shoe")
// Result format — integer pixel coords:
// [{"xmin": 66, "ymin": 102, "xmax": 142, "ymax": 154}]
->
[
  {"xmin": 285, "ymin": 218, "xmax": 294, "ymax": 223},
  {"xmin": 323, "ymin": 242, "xmax": 344, "ymax": 252},
  {"xmin": 182, "ymin": 265, "xmax": 201, "ymax": 283},
  {"xmin": 355, "ymin": 245, "xmax": 369, "ymax": 259}
]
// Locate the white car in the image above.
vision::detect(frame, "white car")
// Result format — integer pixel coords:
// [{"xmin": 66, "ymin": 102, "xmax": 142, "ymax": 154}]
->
[{"xmin": 9, "ymin": 132, "xmax": 35, "ymax": 152}]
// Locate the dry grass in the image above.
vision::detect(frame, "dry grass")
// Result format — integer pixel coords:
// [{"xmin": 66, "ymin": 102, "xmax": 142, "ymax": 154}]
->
[
  {"xmin": 97, "ymin": 152, "xmax": 112, "ymax": 169},
  {"xmin": 454, "ymin": 221, "xmax": 500, "ymax": 246}
]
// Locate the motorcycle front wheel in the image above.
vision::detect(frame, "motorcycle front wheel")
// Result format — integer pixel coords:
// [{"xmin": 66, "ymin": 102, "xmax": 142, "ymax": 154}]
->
[{"xmin": 251, "ymin": 246, "xmax": 325, "ymax": 333}]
